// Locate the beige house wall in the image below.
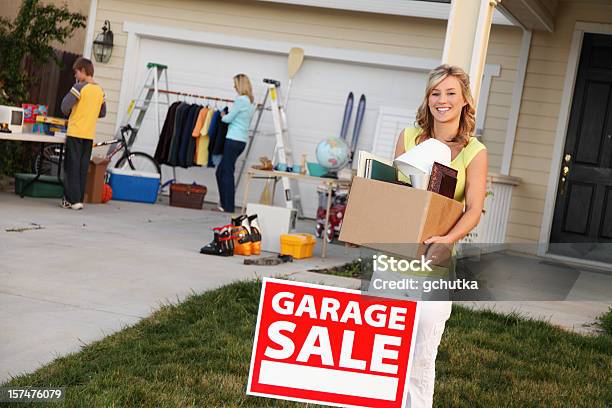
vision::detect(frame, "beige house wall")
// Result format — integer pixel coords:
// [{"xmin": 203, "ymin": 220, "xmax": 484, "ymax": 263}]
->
[
  {"xmin": 91, "ymin": 0, "xmax": 522, "ymax": 172},
  {"xmin": 0, "ymin": 0, "xmax": 89, "ymax": 55},
  {"xmin": 505, "ymin": 0, "xmax": 612, "ymax": 244}
]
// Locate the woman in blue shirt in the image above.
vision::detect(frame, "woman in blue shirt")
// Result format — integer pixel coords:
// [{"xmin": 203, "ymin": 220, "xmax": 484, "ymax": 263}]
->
[{"xmin": 216, "ymin": 73, "xmax": 255, "ymax": 212}]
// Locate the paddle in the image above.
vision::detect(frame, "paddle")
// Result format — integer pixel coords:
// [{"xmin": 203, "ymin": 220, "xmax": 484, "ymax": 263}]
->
[{"xmin": 284, "ymin": 47, "xmax": 305, "ymax": 109}]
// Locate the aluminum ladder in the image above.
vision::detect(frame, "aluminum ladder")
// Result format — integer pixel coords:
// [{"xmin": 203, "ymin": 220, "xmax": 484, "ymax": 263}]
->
[
  {"xmin": 120, "ymin": 62, "xmax": 170, "ymax": 148},
  {"xmin": 263, "ymin": 78, "xmax": 303, "ymax": 216}
]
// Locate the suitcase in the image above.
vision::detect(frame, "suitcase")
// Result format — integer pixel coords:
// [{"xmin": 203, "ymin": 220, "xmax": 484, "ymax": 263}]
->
[{"xmin": 170, "ymin": 183, "xmax": 207, "ymax": 209}]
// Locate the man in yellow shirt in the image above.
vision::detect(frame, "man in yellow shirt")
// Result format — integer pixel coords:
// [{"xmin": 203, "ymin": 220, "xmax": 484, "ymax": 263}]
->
[{"xmin": 60, "ymin": 58, "xmax": 106, "ymax": 210}]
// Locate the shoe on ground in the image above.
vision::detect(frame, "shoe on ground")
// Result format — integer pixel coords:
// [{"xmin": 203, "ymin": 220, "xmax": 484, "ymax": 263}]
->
[
  {"xmin": 71, "ymin": 202, "xmax": 84, "ymax": 210},
  {"xmin": 61, "ymin": 198, "xmax": 72, "ymax": 209},
  {"xmin": 200, "ymin": 227, "xmax": 232, "ymax": 256}
]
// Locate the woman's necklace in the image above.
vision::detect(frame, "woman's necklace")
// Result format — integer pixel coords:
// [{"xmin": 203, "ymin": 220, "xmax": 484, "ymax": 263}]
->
[{"xmin": 432, "ymin": 130, "xmax": 462, "ymax": 161}]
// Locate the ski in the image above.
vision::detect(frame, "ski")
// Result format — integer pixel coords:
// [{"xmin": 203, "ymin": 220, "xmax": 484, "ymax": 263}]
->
[
  {"xmin": 348, "ymin": 94, "xmax": 366, "ymax": 164},
  {"xmin": 339, "ymin": 92, "xmax": 354, "ymax": 140}
]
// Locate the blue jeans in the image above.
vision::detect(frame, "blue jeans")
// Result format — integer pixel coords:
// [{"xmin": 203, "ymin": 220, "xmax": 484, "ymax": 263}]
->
[{"xmin": 215, "ymin": 139, "xmax": 246, "ymax": 212}]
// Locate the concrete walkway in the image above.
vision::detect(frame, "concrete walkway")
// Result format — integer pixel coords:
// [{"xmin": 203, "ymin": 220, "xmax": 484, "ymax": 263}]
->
[{"xmin": 0, "ymin": 192, "xmax": 359, "ymax": 382}]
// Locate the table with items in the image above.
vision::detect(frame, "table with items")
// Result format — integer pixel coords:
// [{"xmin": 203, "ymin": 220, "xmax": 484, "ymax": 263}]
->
[{"xmin": 241, "ymin": 168, "xmax": 352, "ymax": 258}]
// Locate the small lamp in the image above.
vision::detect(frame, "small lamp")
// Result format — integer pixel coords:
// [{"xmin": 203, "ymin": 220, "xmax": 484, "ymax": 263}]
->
[
  {"xmin": 394, "ymin": 138, "xmax": 451, "ymax": 189},
  {"xmin": 92, "ymin": 20, "xmax": 113, "ymax": 63}
]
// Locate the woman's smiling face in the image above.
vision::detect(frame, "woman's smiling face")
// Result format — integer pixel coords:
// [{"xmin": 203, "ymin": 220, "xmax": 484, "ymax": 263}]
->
[{"xmin": 428, "ymin": 75, "xmax": 467, "ymax": 125}]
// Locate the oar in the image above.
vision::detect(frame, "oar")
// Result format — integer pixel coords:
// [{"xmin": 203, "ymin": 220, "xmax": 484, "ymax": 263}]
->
[{"xmin": 284, "ymin": 47, "xmax": 304, "ymax": 109}]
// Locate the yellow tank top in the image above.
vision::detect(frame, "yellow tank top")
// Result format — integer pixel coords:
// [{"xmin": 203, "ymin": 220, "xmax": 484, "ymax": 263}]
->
[{"xmin": 401, "ymin": 127, "xmax": 486, "ymax": 202}]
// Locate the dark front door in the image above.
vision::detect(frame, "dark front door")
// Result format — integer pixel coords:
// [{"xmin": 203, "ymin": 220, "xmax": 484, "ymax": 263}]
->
[{"xmin": 549, "ymin": 33, "xmax": 612, "ymax": 264}]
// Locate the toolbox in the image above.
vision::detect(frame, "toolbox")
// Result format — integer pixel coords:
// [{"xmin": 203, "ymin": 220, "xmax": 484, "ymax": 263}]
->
[
  {"xmin": 280, "ymin": 233, "xmax": 316, "ymax": 259},
  {"xmin": 170, "ymin": 183, "xmax": 207, "ymax": 209}
]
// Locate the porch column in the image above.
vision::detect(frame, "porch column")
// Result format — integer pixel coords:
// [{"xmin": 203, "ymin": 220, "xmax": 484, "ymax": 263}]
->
[{"xmin": 442, "ymin": 0, "xmax": 500, "ymax": 107}]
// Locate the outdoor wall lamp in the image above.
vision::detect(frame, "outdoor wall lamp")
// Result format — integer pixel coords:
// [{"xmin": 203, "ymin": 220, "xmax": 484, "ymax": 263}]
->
[{"xmin": 93, "ymin": 20, "xmax": 113, "ymax": 63}]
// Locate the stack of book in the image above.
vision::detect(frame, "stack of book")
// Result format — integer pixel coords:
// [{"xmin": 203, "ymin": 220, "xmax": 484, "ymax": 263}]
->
[{"xmin": 357, "ymin": 151, "xmax": 399, "ymax": 184}]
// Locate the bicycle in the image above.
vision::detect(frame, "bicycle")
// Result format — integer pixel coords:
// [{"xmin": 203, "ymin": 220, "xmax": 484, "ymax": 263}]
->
[{"xmin": 34, "ymin": 125, "xmax": 161, "ymax": 177}]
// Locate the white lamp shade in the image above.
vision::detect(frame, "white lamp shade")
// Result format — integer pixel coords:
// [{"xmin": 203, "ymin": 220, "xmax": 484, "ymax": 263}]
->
[{"xmin": 394, "ymin": 138, "xmax": 451, "ymax": 177}]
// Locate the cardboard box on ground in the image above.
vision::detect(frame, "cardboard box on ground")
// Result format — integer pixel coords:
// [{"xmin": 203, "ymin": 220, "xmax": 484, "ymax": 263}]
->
[
  {"xmin": 338, "ymin": 177, "xmax": 463, "ymax": 258},
  {"xmin": 85, "ymin": 157, "xmax": 110, "ymax": 203}
]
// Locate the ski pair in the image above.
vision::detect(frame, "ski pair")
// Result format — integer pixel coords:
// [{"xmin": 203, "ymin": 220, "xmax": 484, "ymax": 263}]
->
[
  {"xmin": 200, "ymin": 215, "xmax": 262, "ymax": 257},
  {"xmin": 340, "ymin": 92, "xmax": 366, "ymax": 164}
]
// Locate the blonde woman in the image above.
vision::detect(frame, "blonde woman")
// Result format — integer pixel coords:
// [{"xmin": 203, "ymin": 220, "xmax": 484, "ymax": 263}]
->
[
  {"xmin": 217, "ymin": 74, "xmax": 255, "ymax": 212},
  {"xmin": 394, "ymin": 64, "xmax": 488, "ymax": 407}
]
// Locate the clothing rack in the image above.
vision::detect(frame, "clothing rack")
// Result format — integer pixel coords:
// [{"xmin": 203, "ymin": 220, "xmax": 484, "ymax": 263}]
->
[{"xmin": 158, "ymin": 89, "xmax": 235, "ymax": 104}]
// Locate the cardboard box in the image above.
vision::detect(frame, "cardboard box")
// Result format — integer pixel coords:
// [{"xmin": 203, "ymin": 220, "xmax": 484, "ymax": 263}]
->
[
  {"xmin": 338, "ymin": 177, "xmax": 464, "ymax": 257},
  {"xmin": 84, "ymin": 157, "xmax": 110, "ymax": 203},
  {"xmin": 22, "ymin": 104, "xmax": 48, "ymax": 124}
]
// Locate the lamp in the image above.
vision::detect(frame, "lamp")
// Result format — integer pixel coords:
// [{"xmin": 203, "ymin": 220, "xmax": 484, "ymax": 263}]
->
[
  {"xmin": 92, "ymin": 20, "xmax": 113, "ymax": 63},
  {"xmin": 394, "ymin": 138, "xmax": 451, "ymax": 189}
]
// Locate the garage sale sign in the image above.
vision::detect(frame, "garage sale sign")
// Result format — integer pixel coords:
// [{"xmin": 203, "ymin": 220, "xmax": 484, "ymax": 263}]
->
[{"xmin": 247, "ymin": 278, "xmax": 419, "ymax": 408}]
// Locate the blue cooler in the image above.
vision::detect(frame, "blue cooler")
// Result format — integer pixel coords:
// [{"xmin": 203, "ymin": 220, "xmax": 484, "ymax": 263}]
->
[{"xmin": 108, "ymin": 168, "xmax": 160, "ymax": 204}]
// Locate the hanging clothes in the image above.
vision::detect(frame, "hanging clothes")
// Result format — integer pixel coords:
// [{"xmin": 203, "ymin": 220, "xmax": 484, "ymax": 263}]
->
[
  {"xmin": 213, "ymin": 107, "xmax": 230, "ymax": 156},
  {"xmin": 193, "ymin": 107, "xmax": 213, "ymax": 166},
  {"xmin": 167, "ymin": 103, "xmax": 190, "ymax": 166},
  {"xmin": 206, "ymin": 109, "xmax": 221, "ymax": 167},
  {"xmin": 191, "ymin": 106, "xmax": 208, "ymax": 165},
  {"xmin": 178, "ymin": 104, "xmax": 201, "ymax": 167},
  {"xmin": 153, "ymin": 97, "xmax": 236, "ymax": 169},
  {"xmin": 154, "ymin": 101, "xmax": 181, "ymax": 164}
]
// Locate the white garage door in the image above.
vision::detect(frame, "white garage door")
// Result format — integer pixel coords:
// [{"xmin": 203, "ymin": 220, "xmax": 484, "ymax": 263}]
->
[{"xmin": 126, "ymin": 37, "xmax": 427, "ymax": 217}]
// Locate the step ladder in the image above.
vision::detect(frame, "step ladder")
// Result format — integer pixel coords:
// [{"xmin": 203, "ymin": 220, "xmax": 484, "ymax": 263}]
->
[
  {"xmin": 120, "ymin": 62, "xmax": 170, "ymax": 148},
  {"xmin": 264, "ymin": 78, "xmax": 303, "ymax": 216}
]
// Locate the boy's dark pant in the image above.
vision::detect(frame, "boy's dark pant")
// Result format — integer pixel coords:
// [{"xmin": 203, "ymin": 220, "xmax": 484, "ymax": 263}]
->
[{"xmin": 63, "ymin": 136, "xmax": 93, "ymax": 204}]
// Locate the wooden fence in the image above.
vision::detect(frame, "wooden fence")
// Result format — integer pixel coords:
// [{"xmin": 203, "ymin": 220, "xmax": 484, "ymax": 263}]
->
[{"xmin": 22, "ymin": 49, "xmax": 81, "ymax": 117}]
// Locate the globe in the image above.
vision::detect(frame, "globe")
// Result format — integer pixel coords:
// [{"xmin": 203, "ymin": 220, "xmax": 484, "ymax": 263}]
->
[{"xmin": 315, "ymin": 136, "xmax": 349, "ymax": 171}]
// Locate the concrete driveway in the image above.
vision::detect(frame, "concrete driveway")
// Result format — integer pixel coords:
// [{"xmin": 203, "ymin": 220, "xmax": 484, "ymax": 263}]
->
[
  {"xmin": 0, "ymin": 192, "xmax": 360, "ymax": 382},
  {"xmin": 1, "ymin": 192, "xmax": 610, "ymax": 383}
]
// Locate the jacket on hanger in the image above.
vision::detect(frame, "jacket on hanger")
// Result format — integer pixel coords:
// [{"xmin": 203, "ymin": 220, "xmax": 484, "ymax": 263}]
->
[
  {"xmin": 206, "ymin": 109, "xmax": 221, "ymax": 167},
  {"xmin": 178, "ymin": 104, "xmax": 201, "ymax": 167},
  {"xmin": 193, "ymin": 107, "xmax": 212, "ymax": 166},
  {"xmin": 212, "ymin": 106, "xmax": 230, "ymax": 156},
  {"xmin": 154, "ymin": 101, "xmax": 181, "ymax": 164},
  {"xmin": 167, "ymin": 103, "xmax": 190, "ymax": 166}
]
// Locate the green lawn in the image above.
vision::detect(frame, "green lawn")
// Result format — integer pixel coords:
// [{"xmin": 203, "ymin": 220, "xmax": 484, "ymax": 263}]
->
[{"xmin": 3, "ymin": 280, "xmax": 611, "ymax": 407}]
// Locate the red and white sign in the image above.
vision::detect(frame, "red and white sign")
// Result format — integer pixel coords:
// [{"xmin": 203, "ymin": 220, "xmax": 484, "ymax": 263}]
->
[{"xmin": 247, "ymin": 278, "xmax": 419, "ymax": 408}]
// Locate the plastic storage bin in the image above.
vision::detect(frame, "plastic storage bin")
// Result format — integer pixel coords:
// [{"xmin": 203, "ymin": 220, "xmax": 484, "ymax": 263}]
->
[
  {"xmin": 14, "ymin": 173, "xmax": 63, "ymax": 198},
  {"xmin": 280, "ymin": 233, "xmax": 316, "ymax": 259},
  {"xmin": 107, "ymin": 168, "xmax": 159, "ymax": 204}
]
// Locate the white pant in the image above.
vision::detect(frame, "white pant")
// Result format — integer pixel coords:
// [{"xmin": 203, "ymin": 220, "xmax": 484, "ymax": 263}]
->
[{"xmin": 405, "ymin": 301, "xmax": 452, "ymax": 408}]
